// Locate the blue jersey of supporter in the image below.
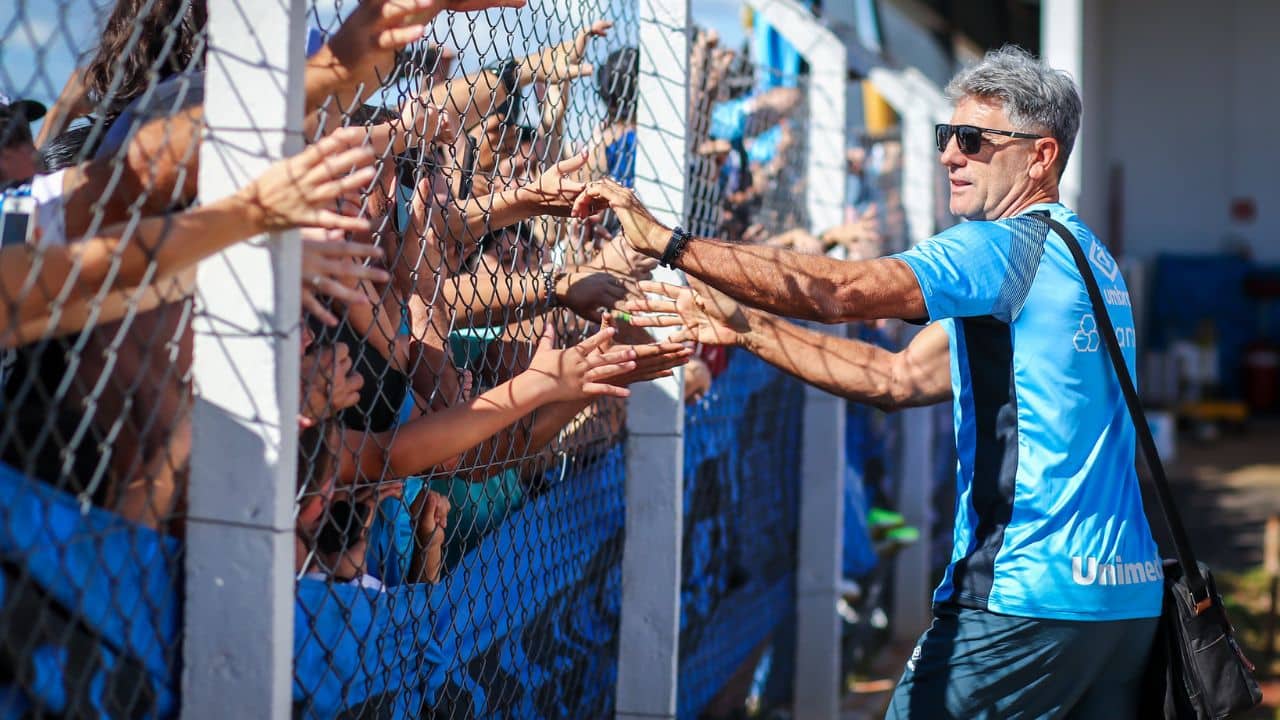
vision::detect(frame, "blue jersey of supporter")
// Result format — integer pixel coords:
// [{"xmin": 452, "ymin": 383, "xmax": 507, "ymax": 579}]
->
[{"xmin": 894, "ymin": 203, "xmax": 1162, "ymax": 621}]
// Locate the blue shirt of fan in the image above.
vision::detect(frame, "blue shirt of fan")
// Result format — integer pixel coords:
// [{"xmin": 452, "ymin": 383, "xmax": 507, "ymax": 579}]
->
[{"xmin": 893, "ymin": 203, "xmax": 1162, "ymax": 621}]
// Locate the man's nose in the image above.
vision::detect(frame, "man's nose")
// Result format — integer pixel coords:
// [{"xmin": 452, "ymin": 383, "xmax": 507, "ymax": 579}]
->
[{"xmin": 938, "ymin": 134, "xmax": 966, "ymax": 168}]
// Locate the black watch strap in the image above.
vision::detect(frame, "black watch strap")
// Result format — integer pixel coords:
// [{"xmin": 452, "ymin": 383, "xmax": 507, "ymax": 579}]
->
[{"xmin": 659, "ymin": 226, "xmax": 692, "ymax": 268}]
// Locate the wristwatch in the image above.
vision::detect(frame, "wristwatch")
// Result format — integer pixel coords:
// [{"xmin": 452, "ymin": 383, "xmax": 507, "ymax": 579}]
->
[{"xmin": 659, "ymin": 226, "xmax": 692, "ymax": 268}]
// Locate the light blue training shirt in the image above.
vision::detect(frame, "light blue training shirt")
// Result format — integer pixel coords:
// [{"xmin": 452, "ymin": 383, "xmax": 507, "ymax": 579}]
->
[{"xmin": 894, "ymin": 203, "xmax": 1163, "ymax": 621}]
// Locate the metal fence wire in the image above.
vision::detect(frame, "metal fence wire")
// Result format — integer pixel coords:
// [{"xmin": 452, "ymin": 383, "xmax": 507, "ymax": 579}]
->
[{"xmin": 0, "ymin": 0, "xmax": 882, "ymax": 717}]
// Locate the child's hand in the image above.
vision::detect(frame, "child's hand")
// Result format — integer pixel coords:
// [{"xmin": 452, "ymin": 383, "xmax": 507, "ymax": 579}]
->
[
  {"xmin": 411, "ymin": 489, "xmax": 451, "ymax": 549},
  {"xmin": 526, "ymin": 325, "xmax": 636, "ymax": 401}
]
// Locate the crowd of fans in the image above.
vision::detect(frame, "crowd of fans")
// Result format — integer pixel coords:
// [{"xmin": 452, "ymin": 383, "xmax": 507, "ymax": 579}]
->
[{"xmin": 0, "ymin": 0, "xmax": 889, "ymax": 601}]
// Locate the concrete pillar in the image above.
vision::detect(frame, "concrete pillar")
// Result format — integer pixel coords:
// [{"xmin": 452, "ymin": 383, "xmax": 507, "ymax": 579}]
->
[
  {"xmin": 183, "ymin": 0, "xmax": 306, "ymax": 716},
  {"xmin": 616, "ymin": 0, "xmax": 690, "ymax": 717}
]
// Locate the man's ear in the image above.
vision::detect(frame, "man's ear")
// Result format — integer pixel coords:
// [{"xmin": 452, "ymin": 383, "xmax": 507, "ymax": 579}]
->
[{"xmin": 1028, "ymin": 137, "xmax": 1060, "ymax": 181}]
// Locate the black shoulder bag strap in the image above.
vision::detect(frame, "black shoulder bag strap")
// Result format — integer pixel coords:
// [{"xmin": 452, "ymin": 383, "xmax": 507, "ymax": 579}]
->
[{"xmin": 1031, "ymin": 212, "xmax": 1211, "ymax": 612}]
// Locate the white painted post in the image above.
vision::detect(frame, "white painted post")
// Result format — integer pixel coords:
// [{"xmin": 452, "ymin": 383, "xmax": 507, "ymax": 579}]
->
[
  {"xmin": 183, "ymin": 0, "xmax": 306, "ymax": 717},
  {"xmin": 1041, "ymin": 0, "xmax": 1083, "ymax": 213},
  {"xmin": 741, "ymin": 1, "xmax": 848, "ymax": 716},
  {"xmin": 1042, "ymin": 0, "xmax": 1104, "ymax": 227},
  {"xmin": 865, "ymin": 67, "xmax": 950, "ymax": 642},
  {"xmin": 616, "ymin": 0, "xmax": 689, "ymax": 717}
]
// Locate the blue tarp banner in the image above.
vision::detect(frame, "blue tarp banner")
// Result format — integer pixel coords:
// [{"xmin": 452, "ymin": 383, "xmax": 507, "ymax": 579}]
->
[{"xmin": 0, "ymin": 352, "xmax": 878, "ymax": 718}]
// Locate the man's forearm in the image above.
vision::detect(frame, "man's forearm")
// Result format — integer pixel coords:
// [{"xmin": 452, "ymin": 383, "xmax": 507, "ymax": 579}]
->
[
  {"xmin": 738, "ymin": 309, "xmax": 950, "ymax": 412},
  {"xmin": 628, "ymin": 219, "xmax": 925, "ymax": 323},
  {"xmin": 738, "ymin": 309, "xmax": 900, "ymax": 409}
]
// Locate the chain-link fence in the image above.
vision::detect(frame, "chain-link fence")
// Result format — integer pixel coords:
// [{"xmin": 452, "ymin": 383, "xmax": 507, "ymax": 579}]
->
[
  {"xmin": 674, "ymin": 48, "xmax": 812, "ymax": 718},
  {"xmin": 0, "ymin": 0, "xmax": 884, "ymax": 717},
  {"xmin": 0, "ymin": 0, "xmax": 205, "ymax": 715}
]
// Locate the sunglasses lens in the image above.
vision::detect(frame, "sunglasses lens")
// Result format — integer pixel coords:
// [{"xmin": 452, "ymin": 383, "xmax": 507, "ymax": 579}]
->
[
  {"xmin": 957, "ymin": 126, "xmax": 982, "ymax": 154},
  {"xmin": 935, "ymin": 124, "xmax": 950, "ymax": 153}
]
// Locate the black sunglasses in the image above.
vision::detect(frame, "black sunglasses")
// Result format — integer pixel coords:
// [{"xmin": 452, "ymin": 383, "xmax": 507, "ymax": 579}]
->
[{"xmin": 935, "ymin": 123, "xmax": 1044, "ymax": 154}]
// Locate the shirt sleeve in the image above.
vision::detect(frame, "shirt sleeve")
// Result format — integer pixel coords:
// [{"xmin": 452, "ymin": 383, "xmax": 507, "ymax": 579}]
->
[{"xmin": 892, "ymin": 216, "xmax": 1047, "ymax": 322}]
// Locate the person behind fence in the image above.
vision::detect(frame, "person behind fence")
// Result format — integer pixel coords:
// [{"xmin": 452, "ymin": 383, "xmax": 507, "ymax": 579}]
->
[
  {"xmin": 0, "ymin": 125, "xmax": 380, "ymax": 507},
  {"xmin": 296, "ymin": 422, "xmax": 452, "ymax": 588},
  {"xmin": 586, "ymin": 45, "xmax": 1161, "ymax": 718},
  {"xmin": 0, "ymin": 95, "xmax": 43, "ymax": 186},
  {"xmin": 10, "ymin": 0, "xmax": 530, "ymax": 530}
]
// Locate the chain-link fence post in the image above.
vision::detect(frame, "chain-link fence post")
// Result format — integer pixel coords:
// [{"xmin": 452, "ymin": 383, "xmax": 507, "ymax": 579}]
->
[
  {"xmin": 183, "ymin": 0, "xmax": 307, "ymax": 716},
  {"xmin": 616, "ymin": 0, "xmax": 690, "ymax": 717},
  {"xmin": 740, "ymin": 2, "xmax": 848, "ymax": 714},
  {"xmin": 732, "ymin": 1, "xmax": 848, "ymax": 714},
  {"xmin": 865, "ymin": 66, "xmax": 950, "ymax": 642}
]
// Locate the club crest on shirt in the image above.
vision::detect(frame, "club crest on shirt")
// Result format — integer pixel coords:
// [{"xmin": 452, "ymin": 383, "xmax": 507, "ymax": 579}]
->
[{"xmin": 1089, "ymin": 239, "xmax": 1120, "ymax": 282}]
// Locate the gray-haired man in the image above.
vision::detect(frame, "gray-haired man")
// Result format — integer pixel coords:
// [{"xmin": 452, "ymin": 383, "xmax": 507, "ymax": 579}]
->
[{"xmin": 577, "ymin": 46, "xmax": 1160, "ymax": 716}]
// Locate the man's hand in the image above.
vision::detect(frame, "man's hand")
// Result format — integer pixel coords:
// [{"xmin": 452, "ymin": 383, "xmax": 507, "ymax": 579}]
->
[
  {"xmin": 624, "ymin": 280, "xmax": 750, "ymax": 347},
  {"xmin": 571, "ymin": 178, "xmax": 668, "ymax": 256}
]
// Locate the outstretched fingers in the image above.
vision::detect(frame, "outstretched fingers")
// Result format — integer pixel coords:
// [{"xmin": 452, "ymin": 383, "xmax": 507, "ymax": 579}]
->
[
  {"xmin": 308, "ymin": 208, "xmax": 374, "ymax": 233},
  {"xmin": 551, "ymin": 150, "xmax": 590, "ymax": 180},
  {"xmin": 575, "ymin": 324, "xmax": 617, "ymax": 355},
  {"xmin": 311, "ymin": 166, "xmax": 378, "ymax": 204},
  {"xmin": 587, "ymin": 346, "xmax": 637, "ymax": 368},
  {"xmin": 305, "ymin": 126, "xmax": 376, "ymax": 164},
  {"xmin": 570, "ymin": 178, "xmax": 630, "ymax": 218},
  {"xmin": 305, "ymin": 144, "xmax": 378, "ymax": 185},
  {"xmin": 625, "ymin": 294, "xmax": 678, "ymax": 313},
  {"xmin": 637, "ymin": 279, "xmax": 686, "ymax": 299},
  {"xmin": 582, "ymin": 383, "xmax": 631, "ymax": 398},
  {"xmin": 583, "ymin": 358, "xmax": 636, "ymax": 383},
  {"xmin": 624, "ymin": 314, "xmax": 681, "ymax": 329}
]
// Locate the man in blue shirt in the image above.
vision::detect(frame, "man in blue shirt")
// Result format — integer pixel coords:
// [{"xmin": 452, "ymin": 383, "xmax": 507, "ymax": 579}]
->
[{"xmin": 575, "ymin": 46, "xmax": 1159, "ymax": 717}]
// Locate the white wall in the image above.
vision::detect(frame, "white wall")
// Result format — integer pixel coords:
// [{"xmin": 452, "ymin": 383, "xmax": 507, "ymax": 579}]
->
[{"xmin": 1094, "ymin": 0, "xmax": 1280, "ymax": 262}]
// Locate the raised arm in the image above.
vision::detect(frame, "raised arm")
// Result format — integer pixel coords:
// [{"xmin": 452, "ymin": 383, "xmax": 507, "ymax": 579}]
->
[
  {"xmin": 339, "ymin": 326, "xmax": 636, "ymax": 481},
  {"xmin": 5, "ymin": 127, "xmax": 377, "ymax": 344},
  {"xmin": 572, "ymin": 179, "xmax": 926, "ymax": 323},
  {"xmin": 626, "ymin": 281, "xmax": 950, "ymax": 411},
  {"xmin": 437, "ymin": 151, "xmax": 591, "ymax": 247}
]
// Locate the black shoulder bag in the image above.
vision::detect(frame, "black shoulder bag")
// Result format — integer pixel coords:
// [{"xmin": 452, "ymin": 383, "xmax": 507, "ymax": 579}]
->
[{"xmin": 1034, "ymin": 213, "xmax": 1263, "ymax": 719}]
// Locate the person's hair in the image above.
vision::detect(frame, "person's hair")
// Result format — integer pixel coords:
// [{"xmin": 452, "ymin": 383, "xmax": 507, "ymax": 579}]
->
[
  {"xmin": 38, "ymin": 126, "xmax": 99, "ymax": 172},
  {"xmin": 0, "ymin": 113, "xmax": 32, "ymax": 150},
  {"xmin": 944, "ymin": 45, "xmax": 1081, "ymax": 176},
  {"xmin": 84, "ymin": 0, "xmax": 208, "ymax": 116},
  {"xmin": 297, "ymin": 421, "xmax": 336, "ymax": 494},
  {"xmin": 596, "ymin": 47, "xmax": 639, "ymax": 120}
]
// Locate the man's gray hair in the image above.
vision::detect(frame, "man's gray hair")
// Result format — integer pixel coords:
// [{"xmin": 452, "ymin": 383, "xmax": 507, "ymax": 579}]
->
[{"xmin": 945, "ymin": 45, "xmax": 1081, "ymax": 175}]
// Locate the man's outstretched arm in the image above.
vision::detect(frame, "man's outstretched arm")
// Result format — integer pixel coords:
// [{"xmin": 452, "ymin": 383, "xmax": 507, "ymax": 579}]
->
[
  {"xmin": 572, "ymin": 179, "xmax": 926, "ymax": 323},
  {"xmin": 739, "ymin": 313, "xmax": 951, "ymax": 411},
  {"xmin": 625, "ymin": 281, "xmax": 950, "ymax": 411}
]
